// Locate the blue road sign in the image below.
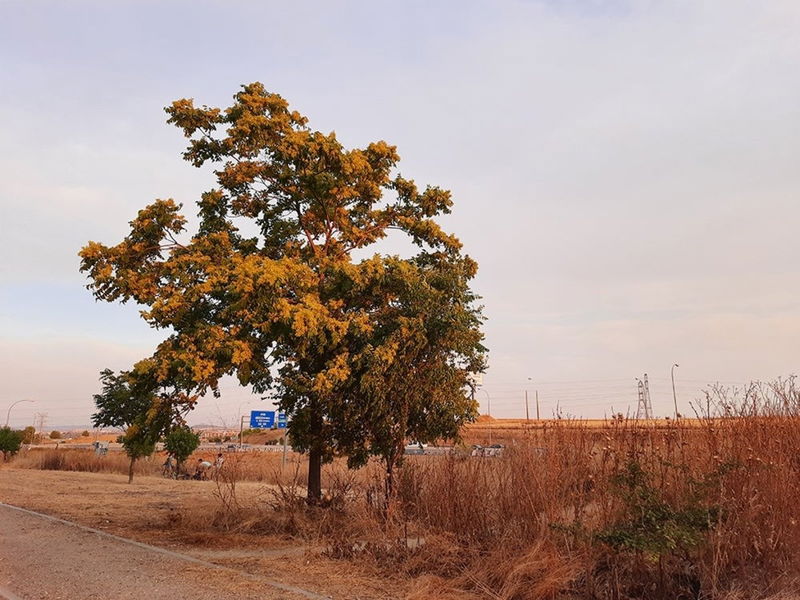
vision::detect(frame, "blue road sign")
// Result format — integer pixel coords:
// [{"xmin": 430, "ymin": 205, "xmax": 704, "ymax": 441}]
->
[
  {"xmin": 250, "ymin": 410, "xmax": 275, "ymax": 429},
  {"xmin": 276, "ymin": 413, "xmax": 288, "ymax": 429}
]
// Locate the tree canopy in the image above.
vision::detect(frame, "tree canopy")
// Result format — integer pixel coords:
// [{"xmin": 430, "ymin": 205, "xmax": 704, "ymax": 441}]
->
[
  {"xmin": 164, "ymin": 426, "xmax": 200, "ymax": 470},
  {"xmin": 80, "ymin": 83, "xmax": 486, "ymax": 500},
  {"xmin": 92, "ymin": 367, "xmax": 195, "ymax": 482},
  {"xmin": 0, "ymin": 427, "xmax": 23, "ymax": 461}
]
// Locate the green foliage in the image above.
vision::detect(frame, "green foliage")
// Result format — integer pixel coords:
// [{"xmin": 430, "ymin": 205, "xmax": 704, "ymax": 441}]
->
[
  {"xmin": 91, "ymin": 368, "xmax": 193, "ymax": 435},
  {"xmin": 121, "ymin": 425, "xmax": 157, "ymax": 461},
  {"xmin": 49, "ymin": 430, "xmax": 62, "ymax": 440},
  {"xmin": 164, "ymin": 426, "xmax": 200, "ymax": 466},
  {"xmin": 0, "ymin": 427, "xmax": 23, "ymax": 460},
  {"xmin": 81, "ymin": 430, "xmax": 90, "ymax": 437},
  {"xmin": 597, "ymin": 461, "xmax": 718, "ymax": 557},
  {"xmin": 91, "ymin": 367, "xmax": 191, "ymax": 482},
  {"xmin": 79, "ymin": 82, "xmax": 486, "ymax": 500}
]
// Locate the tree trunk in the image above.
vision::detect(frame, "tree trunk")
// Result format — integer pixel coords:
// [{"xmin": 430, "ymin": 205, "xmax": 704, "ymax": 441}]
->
[
  {"xmin": 306, "ymin": 407, "xmax": 324, "ymax": 504},
  {"xmin": 384, "ymin": 444, "xmax": 401, "ymax": 508},
  {"xmin": 128, "ymin": 457, "xmax": 135, "ymax": 484},
  {"xmin": 385, "ymin": 463, "xmax": 395, "ymax": 504},
  {"xmin": 307, "ymin": 446, "xmax": 322, "ymax": 504}
]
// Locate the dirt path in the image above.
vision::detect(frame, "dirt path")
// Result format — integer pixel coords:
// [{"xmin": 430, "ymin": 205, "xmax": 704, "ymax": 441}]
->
[
  {"xmin": 0, "ymin": 502, "xmax": 327, "ymax": 600},
  {"xmin": 0, "ymin": 469, "xmax": 403, "ymax": 599}
]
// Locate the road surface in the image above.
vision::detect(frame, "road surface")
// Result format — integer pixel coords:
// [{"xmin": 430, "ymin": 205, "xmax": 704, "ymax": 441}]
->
[{"xmin": 0, "ymin": 503, "xmax": 327, "ymax": 600}]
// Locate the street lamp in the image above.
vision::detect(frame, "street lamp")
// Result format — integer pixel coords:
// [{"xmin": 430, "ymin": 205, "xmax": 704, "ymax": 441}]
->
[
  {"xmin": 5, "ymin": 399, "xmax": 34, "ymax": 427},
  {"xmin": 671, "ymin": 364, "xmax": 680, "ymax": 419}
]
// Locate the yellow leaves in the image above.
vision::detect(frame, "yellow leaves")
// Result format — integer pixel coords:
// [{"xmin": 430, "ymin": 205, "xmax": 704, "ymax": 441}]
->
[
  {"xmin": 130, "ymin": 199, "xmax": 186, "ymax": 236},
  {"xmin": 312, "ymin": 352, "xmax": 351, "ymax": 395},
  {"xmin": 289, "ymin": 295, "xmax": 326, "ymax": 338},
  {"xmin": 165, "ymin": 98, "xmax": 221, "ymax": 137},
  {"xmin": 78, "ymin": 240, "xmax": 106, "ymax": 262},
  {"xmin": 230, "ymin": 340, "xmax": 253, "ymax": 367},
  {"xmin": 373, "ymin": 339, "xmax": 400, "ymax": 366}
]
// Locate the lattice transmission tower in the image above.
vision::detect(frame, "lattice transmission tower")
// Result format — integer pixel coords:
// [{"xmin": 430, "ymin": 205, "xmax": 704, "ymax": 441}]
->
[{"xmin": 635, "ymin": 373, "xmax": 653, "ymax": 419}]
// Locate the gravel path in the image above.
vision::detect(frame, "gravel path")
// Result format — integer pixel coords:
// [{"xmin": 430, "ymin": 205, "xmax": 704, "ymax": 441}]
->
[{"xmin": 0, "ymin": 502, "xmax": 328, "ymax": 600}]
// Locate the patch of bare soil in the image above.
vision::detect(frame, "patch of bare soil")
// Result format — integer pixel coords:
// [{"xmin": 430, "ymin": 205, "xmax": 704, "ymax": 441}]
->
[{"xmin": 0, "ymin": 468, "xmax": 406, "ymax": 600}]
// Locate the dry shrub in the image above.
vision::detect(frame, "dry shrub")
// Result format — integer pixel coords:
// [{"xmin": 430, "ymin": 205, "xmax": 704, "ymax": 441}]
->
[
  {"xmin": 390, "ymin": 380, "xmax": 800, "ymax": 599},
  {"xmin": 10, "ymin": 447, "xmax": 312, "ymax": 485},
  {"xmin": 406, "ymin": 540, "xmax": 582, "ymax": 600},
  {"xmin": 11, "ymin": 448, "xmax": 160, "ymax": 476}
]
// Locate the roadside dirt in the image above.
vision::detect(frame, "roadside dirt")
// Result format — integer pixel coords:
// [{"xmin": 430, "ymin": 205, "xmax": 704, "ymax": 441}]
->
[
  {"xmin": 0, "ymin": 468, "xmax": 405, "ymax": 599},
  {"xmin": 0, "ymin": 503, "xmax": 317, "ymax": 600}
]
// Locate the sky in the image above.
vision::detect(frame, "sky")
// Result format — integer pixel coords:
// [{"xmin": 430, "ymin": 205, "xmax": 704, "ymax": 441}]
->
[{"xmin": 1, "ymin": 1, "xmax": 799, "ymax": 429}]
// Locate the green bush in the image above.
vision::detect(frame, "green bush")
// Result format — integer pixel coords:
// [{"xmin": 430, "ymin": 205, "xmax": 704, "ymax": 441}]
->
[
  {"xmin": 597, "ymin": 460, "xmax": 718, "ymax": 557},
  {"xmin": 49, "ymin": 430, "xmax": 62, "ymax": 440},
  {"xmin": 0, "ymin": 427, "xmax": 23, "ymax": 460},
  {"xmin": 164, "ymin": 426, "xmax": 200, "ymax": 468}
]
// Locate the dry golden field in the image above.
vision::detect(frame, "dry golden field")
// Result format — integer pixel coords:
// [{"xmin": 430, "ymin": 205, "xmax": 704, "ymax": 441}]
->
[{"xmin": 6, "ymin": 408, "xmax": 800, "ymax": 599}]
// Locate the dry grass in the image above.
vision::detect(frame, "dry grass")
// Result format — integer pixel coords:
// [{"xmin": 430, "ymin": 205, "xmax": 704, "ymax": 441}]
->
[
  {"xmin": 388, "ymin": 379, "xmax": 800, "ymax": 599},
  {"xmin": 187, "ymin": 414, "xmax": 800, "ymax": 599},
  {"xmin": 12, "ymin": 447, "xmax": 162, "ymax": 475},
  {"xmin": 10, "ymin": 448, "xmax": 315, "ymax": 485},
  {"xmin": 8, "ymin": 380, "xmax": 800, "ymax": 599}
]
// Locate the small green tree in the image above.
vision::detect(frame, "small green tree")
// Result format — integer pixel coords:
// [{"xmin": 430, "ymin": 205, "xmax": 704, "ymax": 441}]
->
[
  {"xmin": 91, "ymin": 368, "xmax": 193, "ymax": 483},
  {"xmin": 0, "ymin": 427, "xmax": 23, "ymax": 460},
  {"xmin": 120, "ymin": 425, "xmax": 158, "ymax": 483},
  {"xmin": 164, "ymin": 426, "xmax": 200, "ymax": 473},
  {"xmin": 49, "ymin": 430, "xmax": 62, "ymax": 440}
]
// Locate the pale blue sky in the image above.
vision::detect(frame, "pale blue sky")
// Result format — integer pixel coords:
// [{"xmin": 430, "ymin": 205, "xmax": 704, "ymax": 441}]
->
[{"xmin": 2, "ymin": 1, "xmax": 799, "ymax": 428}]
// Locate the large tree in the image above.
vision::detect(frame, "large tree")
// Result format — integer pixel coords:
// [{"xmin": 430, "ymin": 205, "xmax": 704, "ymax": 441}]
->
[{"xmin": 80, "ymin": 83, "xmax": 485, "ymax": 501}]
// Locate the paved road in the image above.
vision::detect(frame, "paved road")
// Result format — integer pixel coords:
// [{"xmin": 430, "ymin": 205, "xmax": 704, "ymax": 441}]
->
[{"xmin": 0, "ymin": 503, "xmax": 327, "ymax": 600}]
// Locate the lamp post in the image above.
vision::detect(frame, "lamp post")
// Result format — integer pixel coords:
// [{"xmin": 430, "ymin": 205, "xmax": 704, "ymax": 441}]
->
[
  {"xmin": 5, "ymin": 399, "xmax": 34, "ymax": 427},
  {"xmin": 671, "ymin": 363, "xmax": 680, "ymax": 419},
  {"xmin": 526, "ymin": 377, "xmax": 532, "ymax": 421},
  {"xmin": 527, "ymin": 377, "xmax": 539, "ymax": 420}
]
